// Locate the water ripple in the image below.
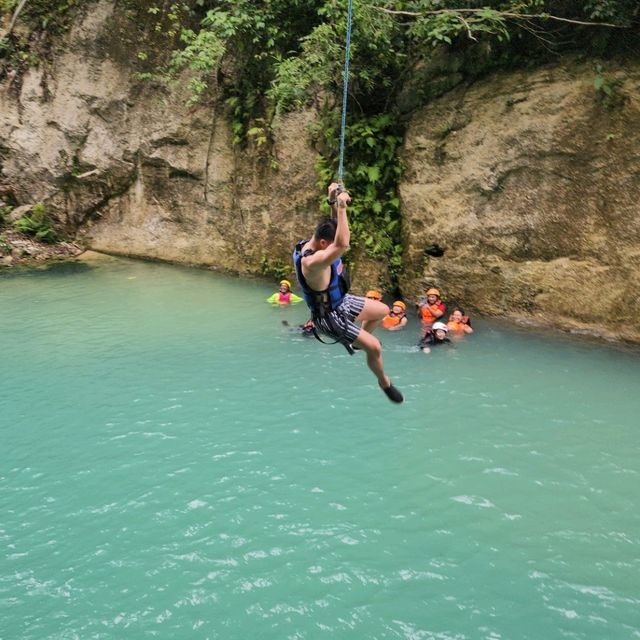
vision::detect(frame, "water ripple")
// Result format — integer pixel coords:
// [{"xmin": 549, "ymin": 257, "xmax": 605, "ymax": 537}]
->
[{"xmin": 2, "ymin": 259, "xmax": 640, "ymax": 640}]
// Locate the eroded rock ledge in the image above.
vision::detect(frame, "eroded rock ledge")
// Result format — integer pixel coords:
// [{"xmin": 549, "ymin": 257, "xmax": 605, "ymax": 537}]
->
[{"xmin": 0, "ymin": 230, "xmax": 82, "ymax": 267}]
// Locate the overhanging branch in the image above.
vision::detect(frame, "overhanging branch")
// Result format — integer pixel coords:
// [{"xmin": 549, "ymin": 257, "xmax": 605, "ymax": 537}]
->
[
  {"xmin": 370, "ymin": 5, "xmax": 626, "ymax": 29},
  {"xmin": 7, "ymin": 0, "xmax": 29, "ymax": 35}
]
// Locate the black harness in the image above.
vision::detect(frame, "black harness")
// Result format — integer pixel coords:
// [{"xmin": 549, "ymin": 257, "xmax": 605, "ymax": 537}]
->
[
  {"xmin": 293, "ymin": 243, "xmax": 355, "ymax": 356},
  {"xmin": 309, "ymin": 300, "xmax": 356, "ymax": 357}
]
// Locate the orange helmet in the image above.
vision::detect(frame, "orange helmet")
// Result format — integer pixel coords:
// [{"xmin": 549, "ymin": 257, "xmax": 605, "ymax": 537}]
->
[
  {"xmin": 426, "ymin": 287, "xmax": 441, "ymax": 297},
  {"xmin": 393, "ymin": 301, "xmax": 406, "ymax": 311},
  {"xmin": 366, "ymin": 290, "xmax": 382, "ymax": 300}
]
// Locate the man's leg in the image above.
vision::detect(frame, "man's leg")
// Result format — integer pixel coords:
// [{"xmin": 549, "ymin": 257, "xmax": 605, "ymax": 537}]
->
[
  {"xmin": 352, "ymin": 329, "xmax": 387, "ymax": 386},
  {"xmin": 355, "ymin": 298, "xmax": 388, "ymax": 334},
  {"xmin": 353, "ymin": 329, "xmax": 404, "ymax": 403}
]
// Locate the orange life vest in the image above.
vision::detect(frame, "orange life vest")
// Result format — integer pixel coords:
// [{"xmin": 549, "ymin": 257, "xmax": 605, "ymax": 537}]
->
[
  {"xmin": 419, "ymin": 302, "xmax": 445, "ymax": 324},
  {"xmin": 447, "ymin": 321, "xmax": 466, "ymax": 334},
  {"xmin": 383, "ymin": 313, "xmax": 404, "ymax": 329}
]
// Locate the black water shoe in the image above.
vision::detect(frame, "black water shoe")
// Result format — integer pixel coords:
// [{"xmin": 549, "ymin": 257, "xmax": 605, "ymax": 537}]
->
[{"xmin": 380, "ymin": 381, "xmax": 404, "ymax": 404}]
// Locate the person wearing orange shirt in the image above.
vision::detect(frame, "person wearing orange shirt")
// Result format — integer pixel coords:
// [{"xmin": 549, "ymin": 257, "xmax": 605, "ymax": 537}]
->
[
  {"xmin": 447, "ymin": 307, "xmax": 473, "ymax": 335},
  {"xmin": 418, "ymin": 287, "xmax": 446, "ymax": 335},
  {"xmin": 382, "ymin": 301, "xmax": 408, "ymax": 331}
]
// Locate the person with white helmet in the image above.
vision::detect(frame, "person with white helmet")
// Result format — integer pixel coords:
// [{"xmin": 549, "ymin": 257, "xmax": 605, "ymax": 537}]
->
[{"xmin": 419, "ymin": 321, "xmax": 451, "ymax": 353}]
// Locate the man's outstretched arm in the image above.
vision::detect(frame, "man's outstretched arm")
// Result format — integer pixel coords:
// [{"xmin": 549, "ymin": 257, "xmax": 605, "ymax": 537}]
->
[
  {"xmin": 333, "ymin": 191, "xmax": 351, "ymax": 251},
  {"xmin": 305, "ymin": 190, "xmax": 351, "ymax": 269}
]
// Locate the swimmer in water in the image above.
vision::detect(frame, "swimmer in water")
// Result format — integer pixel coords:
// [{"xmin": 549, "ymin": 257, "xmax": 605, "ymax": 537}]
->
[
  {"xmin": 382, "ymin": 301, "xmax": 408, "ymax": 331},
  {"xmin": 447, "ymin": 307, "xmax": 473, "ymax": 335},
  {"xmin": 419, "ymin": 321, "xmax": 451, "ymax": 354},
  {"xmin": 282, "ymin": 319, "xmax": 315, "ymax": 337},
  {"xmin": 365, "ymin": 290, "xmax": 383, "ymax": 302},
  {"xmin": 267, "ymin": 280, "xmax": 303, "ymax": 305},
  {"xmin": 418, "ymin": 287, "xmax": 446, "ymax": 337}
]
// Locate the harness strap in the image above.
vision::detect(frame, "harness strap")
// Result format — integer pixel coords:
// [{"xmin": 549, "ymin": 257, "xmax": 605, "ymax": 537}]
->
[
  {"xmin": 311, "ymin": 307, "xmax": 356, "ymax": 356},
  {"xmin": 295, "ymin": 242, "xmax": 354, "ymax": 355}
]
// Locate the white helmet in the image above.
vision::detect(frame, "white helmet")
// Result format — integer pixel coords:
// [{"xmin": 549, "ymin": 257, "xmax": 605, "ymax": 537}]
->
[{"xmin": 432, "ymin": 321, "xmax": 448, "ymax": 332}]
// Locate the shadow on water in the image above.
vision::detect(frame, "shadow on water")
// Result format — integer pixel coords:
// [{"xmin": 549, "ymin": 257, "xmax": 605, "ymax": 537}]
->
[{"xmin": 0, "ymin": 260, "xmax": 95, "ymax": 280}]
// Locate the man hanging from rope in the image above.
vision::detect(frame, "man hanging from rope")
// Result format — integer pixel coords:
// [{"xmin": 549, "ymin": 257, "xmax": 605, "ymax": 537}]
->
[{"xmin": 293, "ymin": 183, "xmax": 404, "ymax": 404}]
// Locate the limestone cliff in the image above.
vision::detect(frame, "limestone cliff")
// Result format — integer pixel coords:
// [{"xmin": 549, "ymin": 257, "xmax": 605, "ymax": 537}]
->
[
  {"xmin": 399, "ymin": 62, "xmax": 640, "ymax": 342},
  {"xmin": 1, "ymin": 2, "xmax": 639, "ymax": 342},
  {"xmin": 0, "ymin": 1, "xmax": 324, "ymax": 278}
]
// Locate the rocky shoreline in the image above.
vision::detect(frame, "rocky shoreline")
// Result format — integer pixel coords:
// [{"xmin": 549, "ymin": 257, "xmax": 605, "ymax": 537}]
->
[{"xmin": 0, "ymin": 230, "xmax": 83, "ymax": 268}]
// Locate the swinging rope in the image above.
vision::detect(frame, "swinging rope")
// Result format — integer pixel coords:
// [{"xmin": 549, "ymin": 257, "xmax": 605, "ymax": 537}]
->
[{"xmin": 337, "ymin": 0, "xmax": 354, "ymax": 184}]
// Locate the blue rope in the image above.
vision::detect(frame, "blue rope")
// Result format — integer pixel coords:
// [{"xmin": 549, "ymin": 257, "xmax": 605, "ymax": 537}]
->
[{"xmin": 337, "ymin": 0, "xmax": 354, "ymax": 184}]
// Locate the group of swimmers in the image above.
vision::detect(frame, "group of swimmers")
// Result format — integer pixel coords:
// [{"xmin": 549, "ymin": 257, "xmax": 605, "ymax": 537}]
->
[
  {"xmin": 365, "ymin": 287, "xmax": 473, "ymax": 353},
  {"xmin": 270, "ymin": 280, "xmax": 473, "ymax": 354}
]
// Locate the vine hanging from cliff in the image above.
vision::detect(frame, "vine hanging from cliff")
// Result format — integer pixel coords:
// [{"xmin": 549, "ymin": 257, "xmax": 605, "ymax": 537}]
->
[{"xmin": 313, "ymin": 110, "xmax": 404, "ymax": 278}]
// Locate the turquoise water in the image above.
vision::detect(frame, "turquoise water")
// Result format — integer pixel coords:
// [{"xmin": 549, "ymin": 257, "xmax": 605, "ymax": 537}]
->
[{"xmin": 1, "ymin": 256, "xmax": 639, "ymax": 640}]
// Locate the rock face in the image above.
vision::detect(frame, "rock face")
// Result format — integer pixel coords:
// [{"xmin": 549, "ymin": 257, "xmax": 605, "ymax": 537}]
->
[
  {"xmin": 400, "ymin": 62, "xmax": 640, "ymax": 342},
  {"xmin": 0, "ymin": 0, "xmax": 328, "ymax": 278},
  {"xmin": 1, "ymin": 2, "xmax": 639, "ymax": 342}
]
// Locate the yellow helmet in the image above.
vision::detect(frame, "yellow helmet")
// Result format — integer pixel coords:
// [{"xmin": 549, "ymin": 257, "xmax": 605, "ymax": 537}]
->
[
  {"xmin": 366, "ymin": 290, "xmax": 382, "ymax": 300},
  {"xmin": 280, "ymin": 280, "xmax": 291, "ymax": 289},
  {"xmin": 393, "ymin": 301, "xmax": 406, "ymax": 311},
  {"xmin": 426, "ymin": 287, "xmax": 441, "ymax": 297}
]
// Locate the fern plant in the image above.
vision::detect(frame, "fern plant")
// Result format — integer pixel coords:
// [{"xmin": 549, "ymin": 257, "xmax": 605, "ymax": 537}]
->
[{"xmin": 12, "ymin": 203, "xmax": 57, "ymax": 243}]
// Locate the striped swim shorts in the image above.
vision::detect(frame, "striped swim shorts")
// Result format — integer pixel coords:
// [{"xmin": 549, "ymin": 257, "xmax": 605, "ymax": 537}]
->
[{"xmin": 316, "ymin": 294, "xmax": 366, "ymax": 345}]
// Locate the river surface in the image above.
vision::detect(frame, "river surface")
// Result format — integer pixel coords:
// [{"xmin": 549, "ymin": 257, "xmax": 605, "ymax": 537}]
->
[{"xmin": 1, "ymin": 256, "xmax": 639, "ymax": 640}]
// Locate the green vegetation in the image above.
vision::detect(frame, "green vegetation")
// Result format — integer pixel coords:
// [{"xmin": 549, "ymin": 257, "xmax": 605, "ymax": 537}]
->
[
  {"xmin": 0, "ymin": 0, "xmax": 83, "ymax": 74},
  {"xmin": 593, "ymin": 63, "xmax": 627, "ymax": 108},
  {"xmin": 164, "ymin": 1, "xmax": 637, "ymax": 114},
  {"xmin": 0, "ymin": 233, "xmax": 10, "ymax": 255},
  {"xmin": 1, "ymin": 0, "xmax": 80, "ymax": 32},
  {"xmin": 313, "ymin": 113, "xmax": 404, "ymax": 278},
  {"xmin": 1, "ymin": 201, "xmax": 57, "ymax": 243},
  {"xmin": 11, "ymin": 203, "xmax": 57, "ymax": 243},
  {"xmin": 0, "ymin": 205, "xmax": 11, "ymax": 226},
  {"xmin": 260, "ymin": 255, "xmax": 289, "ymax": 281}
]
